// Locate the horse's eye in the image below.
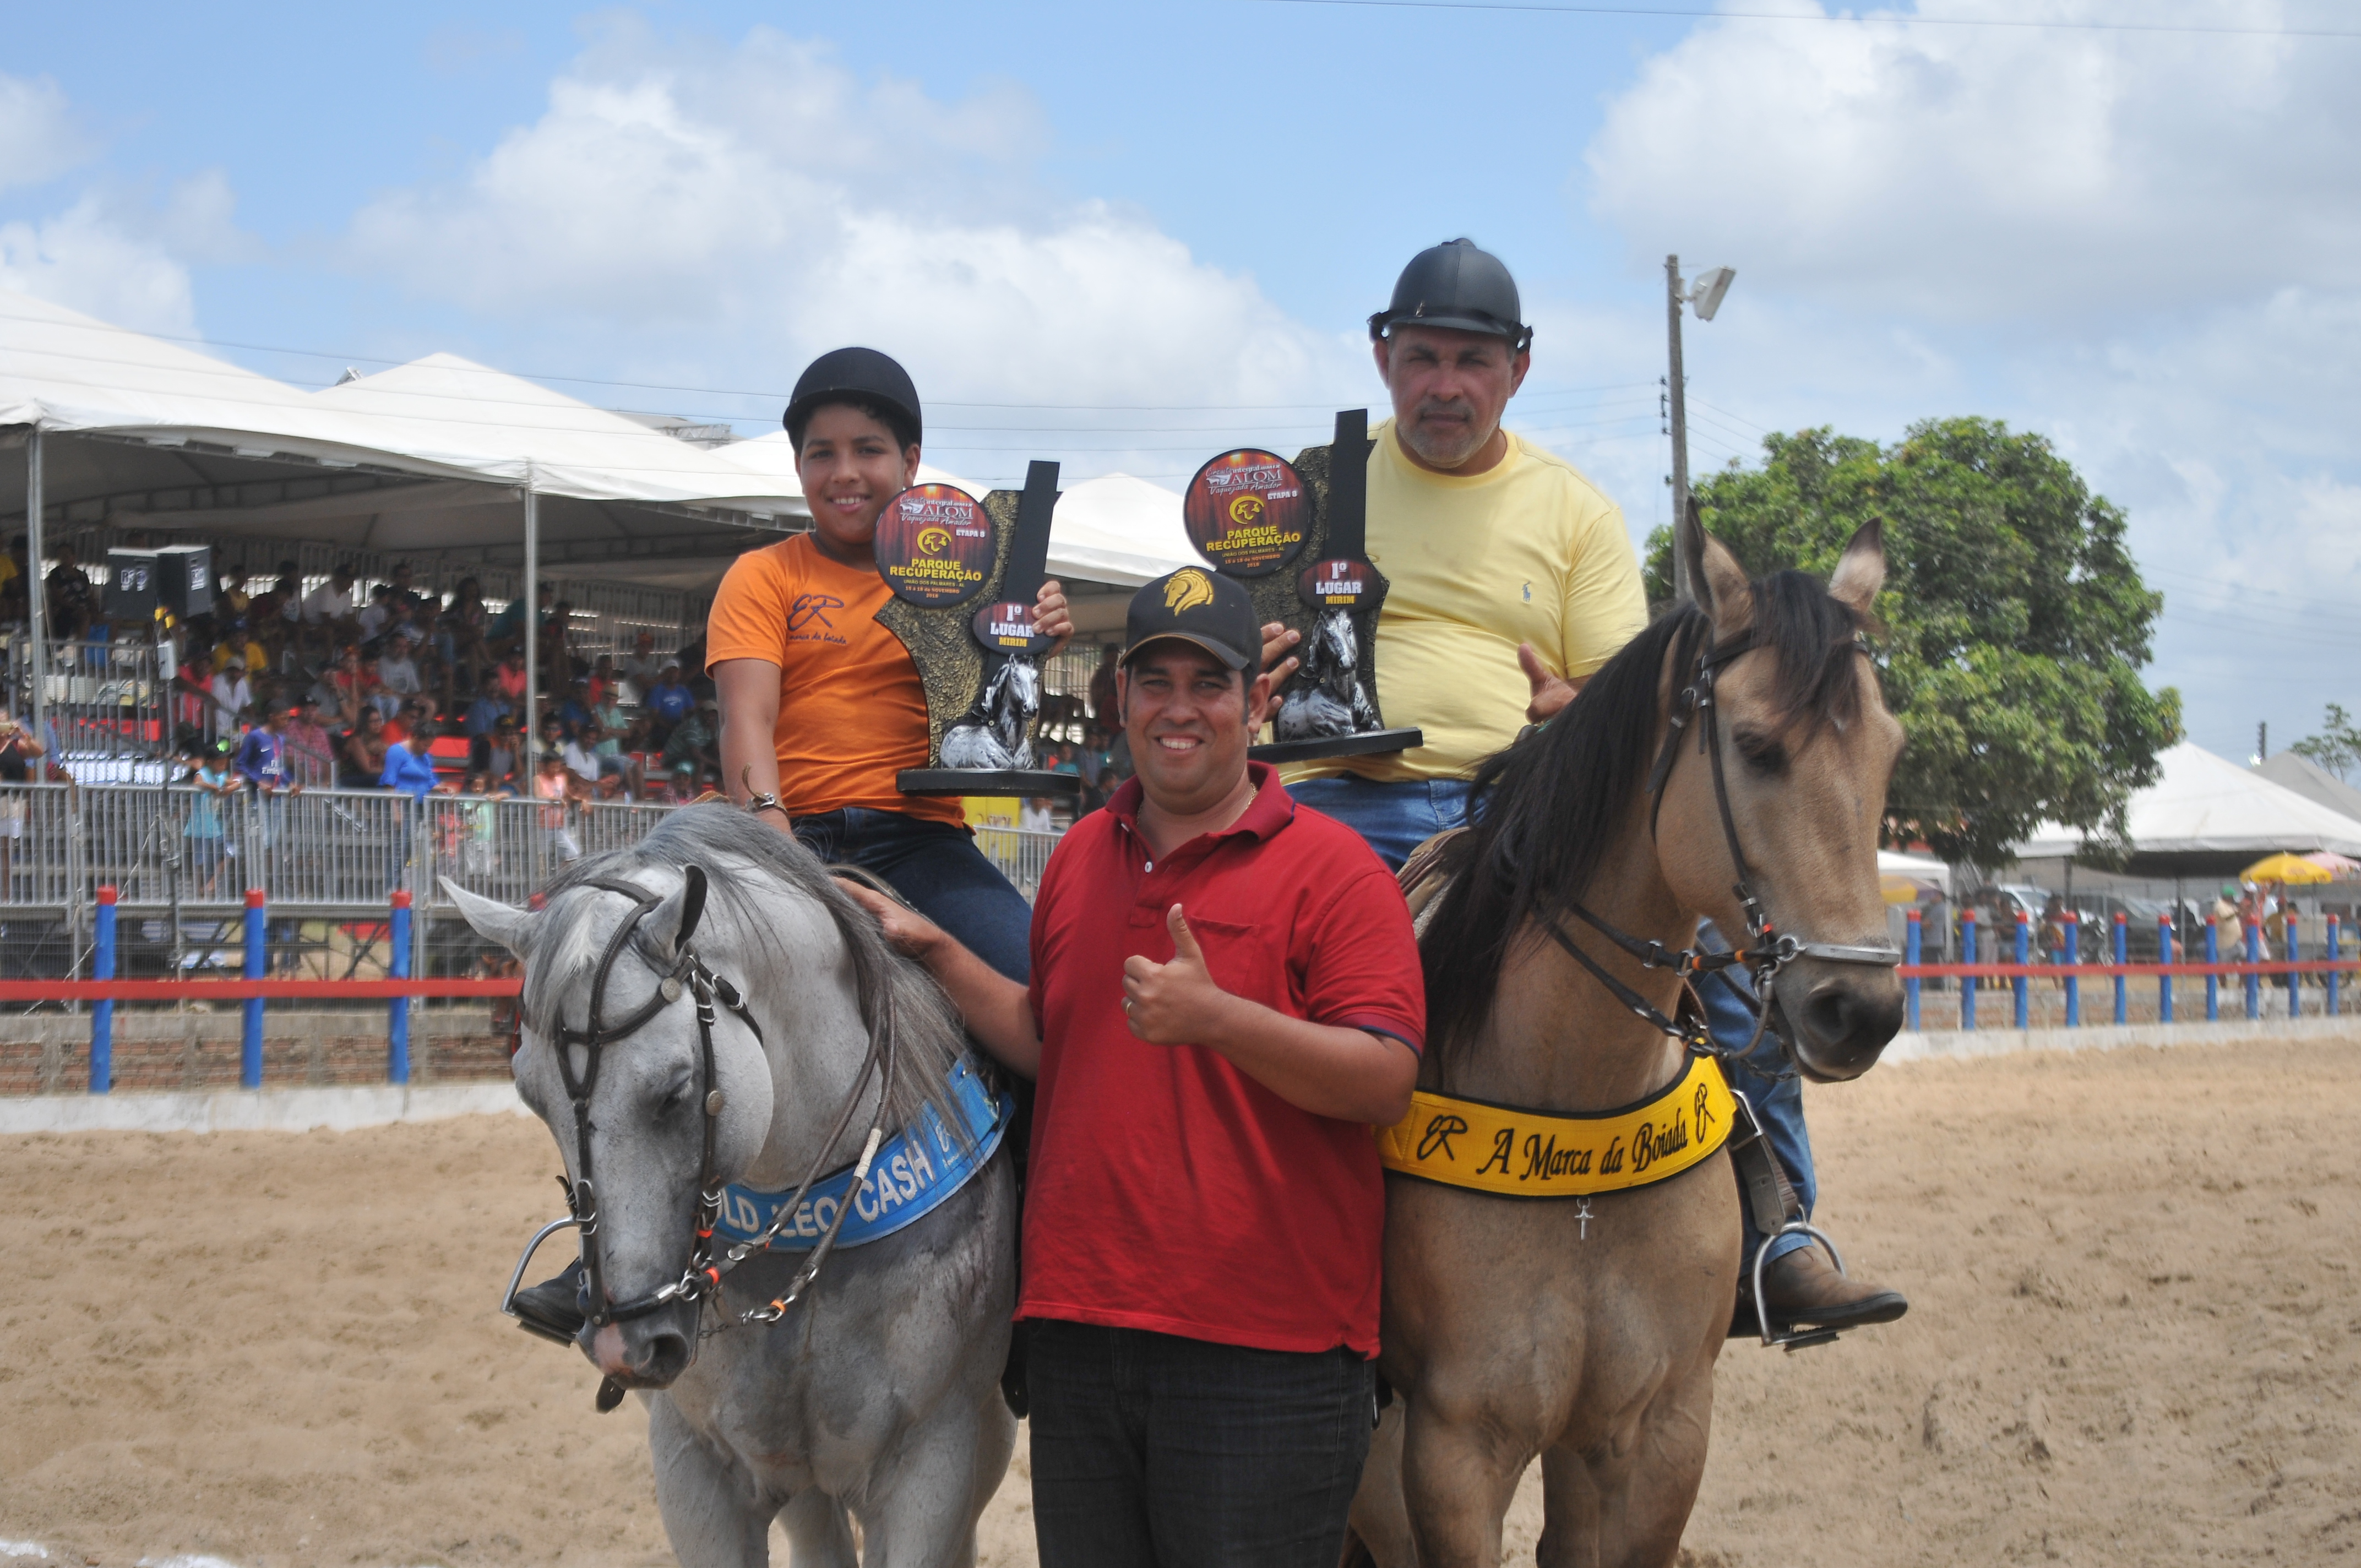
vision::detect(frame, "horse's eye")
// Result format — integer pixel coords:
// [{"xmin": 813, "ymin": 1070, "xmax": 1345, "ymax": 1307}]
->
[
  {"xmin": 657, "ymin": 1079, "xmax": 691, "ymax": 1117},
  {"xmin": 1736, "ymin": 732, "xmax": 1786, "ymax": 775}
]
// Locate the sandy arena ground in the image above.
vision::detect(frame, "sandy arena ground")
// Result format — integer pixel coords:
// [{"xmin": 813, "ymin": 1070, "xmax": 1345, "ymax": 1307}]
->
[{"xmin": 6, "ymin": 1036, "xmax": 2358, "ymax": 1567}]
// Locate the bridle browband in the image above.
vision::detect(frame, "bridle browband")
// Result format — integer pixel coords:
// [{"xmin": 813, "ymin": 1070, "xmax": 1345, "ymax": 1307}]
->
[
  {"xmin": 525, "ymin": 868, "xmax": 901, "ymax": 1350},
  {"xmin": 1535, "ymin": 623, "xmax": 1903, "ymax": 1069}
]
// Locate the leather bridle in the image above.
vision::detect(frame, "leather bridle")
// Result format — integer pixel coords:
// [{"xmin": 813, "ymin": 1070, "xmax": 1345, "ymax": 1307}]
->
[
  {"xmin": 1535, "ymin": 627, "xmax": 1903, "ymax": 1069},
  {"xmin": 519, "ymin": 868, "xmax": 901, "ymax": 1343}
]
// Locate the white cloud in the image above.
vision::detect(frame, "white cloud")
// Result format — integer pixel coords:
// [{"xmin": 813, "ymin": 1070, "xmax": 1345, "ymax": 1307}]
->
[
  {"xmin": 342, "ymin": 21, "xmax": 1354, "ymax": 427},
  {"xmin": 0, "ymin": 194, "xmax": 198, "ymax": 334},
  {"xmin": 0, "ymin": 74, "xmax": 93, "ymax": 195},
  {"xmin": 1585, "ymin": 1, "xmax": 2361, "ymax": 320}
]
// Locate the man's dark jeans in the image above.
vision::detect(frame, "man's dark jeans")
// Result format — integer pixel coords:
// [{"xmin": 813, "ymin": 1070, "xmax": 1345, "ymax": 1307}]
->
[
  {"xmin": 1027, "ymin": 1320, "xmax": 1374, "ymax": 1568},
  {"xmin": 790, "ymin": 807, "xmax": 1032, "ymax": 982}
]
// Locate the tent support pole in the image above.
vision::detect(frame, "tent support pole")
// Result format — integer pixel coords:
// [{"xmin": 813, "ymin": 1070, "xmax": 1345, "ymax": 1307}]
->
[
  {"xmin": 24, "ymin": 425, "xmax": 45, "ymax": 752},
  {"xmin": 523, "ymin": 479, "xmax": 538, "ymax": 766}
]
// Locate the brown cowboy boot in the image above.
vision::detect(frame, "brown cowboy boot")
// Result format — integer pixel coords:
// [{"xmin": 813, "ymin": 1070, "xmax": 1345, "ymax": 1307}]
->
[{"xmin": 1759, "ymin": 1246, "xmax": 1908, "ymax": 1330}]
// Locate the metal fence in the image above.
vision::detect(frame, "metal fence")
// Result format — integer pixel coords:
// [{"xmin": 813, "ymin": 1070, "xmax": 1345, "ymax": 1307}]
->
[{"xmin": 0, "ymin": 780, "xmax": 1065, "ymax": 985}]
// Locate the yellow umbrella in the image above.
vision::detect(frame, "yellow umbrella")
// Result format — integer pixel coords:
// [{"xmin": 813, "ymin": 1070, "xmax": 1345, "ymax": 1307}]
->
[{"xmin": 2241, "ymin": 851, "xmax": 2336, "ymax": 885}]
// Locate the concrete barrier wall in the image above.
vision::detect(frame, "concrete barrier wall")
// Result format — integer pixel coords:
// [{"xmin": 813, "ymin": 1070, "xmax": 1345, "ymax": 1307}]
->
[{"xmin": 1886, "ymin": 1013, "xmax": 2358, "ymax": 1062}]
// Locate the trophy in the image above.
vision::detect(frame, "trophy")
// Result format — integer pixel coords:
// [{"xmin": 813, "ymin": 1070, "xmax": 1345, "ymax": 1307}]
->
[
  {"xmin": 874, "ymin": 459, "xmax": 1081, "ymax": 798},
  {"xmin": 1183, "ymin": 410, "xmax": 1422, "ymax": 763}
]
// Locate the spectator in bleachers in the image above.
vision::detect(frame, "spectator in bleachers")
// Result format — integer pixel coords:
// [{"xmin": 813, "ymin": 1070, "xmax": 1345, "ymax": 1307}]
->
[
  {"xmin": 338, "ymin": 705, "xmax": 389, "ymax": 790},
  {"xmin": 300, "ymin": 564, "xmax": 359, "ymax": 652},
  {"xmin": 379, "ymin": 719, "xmax": 444, "ymax": 798},
  {"xmin": 559, "ymin": 721, "xmax": 610, "ymax": 799},
  {"xmin": 645, "ymin": 660, "xmax": 694, "ymax": 737},
  {"xmin": 440, "ymin": 577, "xmax": 488, "ymax": 696},
  {"xmin": 620, "ymin": 629, "xmax": 661, "ymax": 698},
  {"xmin": 184, "ymin": 741, "xmax": 236, "ymax": 897},
  {"xmin": 213, "ymin": 620, "xmax": 268, "ymax": 680},
  {"xmin": 554, "ymin": 674, "xmax": 592, "ymax": 737},
  {"xmin": 215, "ymin": 569, "xmax": 249, "ymax": 624},
  {"xmin": 461, "ymin": 683, "xmax": 507, "ymax": 765},
  {"xmin": 356, "ymin": 583, "xmax": 397, "ymax": 646},
  {"xmin": 492, "ymin": 648, "xmax": 528, "ymax": 711},
  {"xmin": 232, "ymin": 705, "xmax": 300, "ymax": 793},
  {"xmin": 534, "ymin": 749, "xmax": 584, "ymax": 861},
  {"xmin": 480, "ymin": 715, "xmax": 521, "ymax": 791},
  {"xmin": 0, "ymin": 537, "xmax": 25, "ymax": 625},
  {"xmin": 586, "ymin": 652, "xmax": 619, "ymax": 710},
  {"xmin": 536, "ymin": 597, "xmax": 575, "ymax": 688},
  {"xmin": 285, "ymin": 694, "xmax": 334, "ymax": 785},
  {"xmin": 660, "ymin": 694, "xmax": 719, "ymax": 779},
  {"xmin": 0, "ymin": 705, "xmax": 46, "ymax": 895},
  {"xmin": 377, "ymin": 631, "xmax": 422, "ymax": 717},
  {"xmin": 206, "ymin": 656, "xmax": 252, "ymax": 746},
  {"xmin": 45, "ymin": 545, "xmax": 94, "ymax": 641}
]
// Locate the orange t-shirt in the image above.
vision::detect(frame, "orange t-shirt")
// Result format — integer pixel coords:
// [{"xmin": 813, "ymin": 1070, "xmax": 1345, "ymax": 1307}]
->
[{"xmin": 704, "ymin": 534, "xmax": 962, "ymax": 826}]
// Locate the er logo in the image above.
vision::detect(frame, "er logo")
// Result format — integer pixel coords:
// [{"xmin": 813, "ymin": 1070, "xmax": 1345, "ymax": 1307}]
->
[
  {"xmin": 1227, "ymin": 493, "xmax": 1265, "ymax": 529},
  {"xmin": 915, "ymin": 526, "xmax": 952, "ymax": 556}
]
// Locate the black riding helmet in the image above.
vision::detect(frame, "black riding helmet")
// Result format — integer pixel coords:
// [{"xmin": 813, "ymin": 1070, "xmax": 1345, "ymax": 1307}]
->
[
  {"xmin": 784, "ymin": 346, "xmax": 923, "ymax": 451},
  {"xmin": 1368, "ymin": 238, "xmax": 1533, "ymax": 353}
]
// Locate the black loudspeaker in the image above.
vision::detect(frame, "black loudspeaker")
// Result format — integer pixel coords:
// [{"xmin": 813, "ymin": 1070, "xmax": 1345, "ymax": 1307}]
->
[
  {"xmin": 156, "ymin": 543, "xmax": 214, "ymax": 618},
  {"xmin": 106, "ymin": 548, "xmax": 160, "ymax": 622}
]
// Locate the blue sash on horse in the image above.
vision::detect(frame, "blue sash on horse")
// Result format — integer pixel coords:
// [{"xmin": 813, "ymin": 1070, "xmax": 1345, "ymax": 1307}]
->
[{"xmin": 713, "ymin": 1055, "xmax": 1009, "ymax": 1253}]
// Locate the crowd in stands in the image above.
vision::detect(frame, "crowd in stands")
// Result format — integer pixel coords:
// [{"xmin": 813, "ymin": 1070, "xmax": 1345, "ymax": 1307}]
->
[{"xmin": 3, "ymin": 548, "xmax": 724, "ymax": 808}]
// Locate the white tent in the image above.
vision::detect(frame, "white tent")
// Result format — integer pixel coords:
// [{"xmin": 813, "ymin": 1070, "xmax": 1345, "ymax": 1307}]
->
[
  {"xmin": 2253, "ymin": 751, "xmax": 2361, "ymax": 826},
  {"xmin": 2012, "ymin": 742, "xmax": 2361, "ymax": 863},
  {"xmin": 1878, "ymin": 848, "xmax": 1952, "ymax": 895}
]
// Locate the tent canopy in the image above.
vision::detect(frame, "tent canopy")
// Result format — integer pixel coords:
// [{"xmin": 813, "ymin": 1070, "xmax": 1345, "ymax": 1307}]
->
[
  {"xmin": 2252, "ymin": 751, "xmax": 2361, "ymax": 826},
  {"xmin": 2012, "ymin": 742, "xmax": 2361, "ymax": 874}
]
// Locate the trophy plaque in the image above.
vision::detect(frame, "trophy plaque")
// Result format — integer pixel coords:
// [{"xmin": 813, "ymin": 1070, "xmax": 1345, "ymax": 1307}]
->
[
  {"xmin": 876, "ymin": 460, "xmax": 1080, "ymax": 798},
  {"xmin": 1183, "ymin": 410, "xmax": 1422, "ymax": 763}
]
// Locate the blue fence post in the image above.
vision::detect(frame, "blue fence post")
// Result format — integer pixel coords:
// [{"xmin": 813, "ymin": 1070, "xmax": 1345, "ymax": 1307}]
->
[
  {"xmin": 2158, "ymin": 912, "xmax": 2174, "ymax": 1023},
  {"xmin": 2205, "ymin": 918, "xmax": 2220, "ymax": 1021},
  {"xmin": 2329, "ymin": 914, "xmax": 2342, "ymax": 1019},
  {"xmin": 241, "ymin": 888, "xmax": 266, "ymax": 1088},
  {"xmin": 2125, "ymin": 911, "xmax": 2144, "ymax": 1025},
  {"xmin": 2244, "ymin": 919, "xmax": 2261, "ymax": 1020},
  {"xmin": 91, "ymin": 886, "xmax": 117, "ymax": 1093},
  {"xmin": 1961, "ymin": 908, "xmax": 1978, "ymax": 1031},
  {"xmin": 1904, "ymin": 908, "xmax": 1921, "ymax": 1032},
  {"xmin": 389, "ymin": 889, "xmax": 412, "ymax": 1085},
  {"xmin": 2061, "ymin": 910, "xmax": 2080, "ymax": 1027},
  {"xmin": 2013, "ymin": 911, "xmax": 2031, "ymax": 1030},
  {"xmin": 2286, "ymin": 910, "xmax": 2301, "ymax": 1019}
]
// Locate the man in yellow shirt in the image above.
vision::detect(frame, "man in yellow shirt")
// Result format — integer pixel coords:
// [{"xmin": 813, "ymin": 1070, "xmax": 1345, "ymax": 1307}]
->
[
  {"xmin": 1283, "ymin": 238, "xmax": 1905, "ymax": 1338},
  {"xmin": 1280, "ymin": 238, "xmax": 1647, "ymax": 865}
]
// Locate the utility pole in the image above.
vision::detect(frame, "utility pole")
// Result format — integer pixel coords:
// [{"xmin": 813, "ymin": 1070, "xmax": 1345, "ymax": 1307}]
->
[
  {"xmin": 1665, "ymin": 255, "xmax": 1691, "ymax": 601},
  {"xmin": 2257, "ymin": 722, "xmax": 2268, "ymax": 762},
  {"xmin": 1663, "ymin": 256, "xmax": 1734, "ymax": 601}
]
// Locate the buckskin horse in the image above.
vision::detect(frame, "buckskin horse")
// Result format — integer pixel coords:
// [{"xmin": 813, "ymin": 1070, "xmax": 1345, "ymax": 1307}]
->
[
  {"xmin": 449, "ymin": 807, "xmax": 1016, "ymax": 1567},
  {"xmin": 1346, "ymin": 514, "xmax": 1906, "ymax": 1567}
]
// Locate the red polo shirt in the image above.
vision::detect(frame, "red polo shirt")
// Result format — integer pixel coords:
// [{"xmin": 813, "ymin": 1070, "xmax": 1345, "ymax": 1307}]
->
[{"xmin": 1021, "ymin": 763, "xmax": 1424, "ymax": 1356}]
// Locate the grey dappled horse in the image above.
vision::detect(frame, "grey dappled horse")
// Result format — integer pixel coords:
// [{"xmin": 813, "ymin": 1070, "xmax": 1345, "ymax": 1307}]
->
[{"xmin": 449, "ymin": 806, "xmax": 1015, "ymax": 1567}]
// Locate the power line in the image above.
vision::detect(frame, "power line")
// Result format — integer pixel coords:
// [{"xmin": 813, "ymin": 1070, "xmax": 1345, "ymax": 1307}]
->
[{"xmin": 1253, "ymin": 0, "xmax": 2361, "ymax": 41}]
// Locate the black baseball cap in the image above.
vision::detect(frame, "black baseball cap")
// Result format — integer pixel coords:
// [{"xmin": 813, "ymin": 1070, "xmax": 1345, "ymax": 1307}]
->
[
  {"xmin": 785, "ymin": 347, "xmax": 922, "ymax": 447},
  {"xmin": 1369, "ymin": 238, "xmax": 1532, "ymax": 352},
  {"xmin": 1119, "ymin": 567, "xmax": 1258, "ymax": 672}
]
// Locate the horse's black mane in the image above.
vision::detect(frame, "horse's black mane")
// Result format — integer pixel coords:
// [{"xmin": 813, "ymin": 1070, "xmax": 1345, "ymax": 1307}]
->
[
  {"xmin": 1420, "ymin": 569, "xmax": 1868, "ymax": 1066},
  {"xmin": 526, "ymin": 803, "xmax": 968, "ymax": 1143}
]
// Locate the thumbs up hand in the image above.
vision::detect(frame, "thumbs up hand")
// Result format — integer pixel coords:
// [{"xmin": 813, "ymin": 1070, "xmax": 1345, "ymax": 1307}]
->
[{"xmin": 1120, "ymin": 904, "xmax": 1234, "ymax": 1046}]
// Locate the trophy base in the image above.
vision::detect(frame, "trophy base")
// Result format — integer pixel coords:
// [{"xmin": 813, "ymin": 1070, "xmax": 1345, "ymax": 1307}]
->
[
  {"xmin": 1248, "ymin": 727, "xmax": 1423, "ymax": 764},
  {"xmin": 898, "ymin": 769, "xmax": 1085, "ymax": 798}
]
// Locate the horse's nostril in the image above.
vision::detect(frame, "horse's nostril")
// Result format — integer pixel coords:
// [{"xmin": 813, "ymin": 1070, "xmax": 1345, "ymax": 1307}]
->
[
  {"xmin": 635, "ymin": 1331, "xmax": 691, "ymax": 1382},
  {"xmin": 1803, "ymin": 987, "xmax": 1852, "ymax": 1045}
]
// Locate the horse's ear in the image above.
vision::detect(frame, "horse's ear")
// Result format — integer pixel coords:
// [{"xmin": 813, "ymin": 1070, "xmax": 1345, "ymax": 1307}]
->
[
  {"xmin": 645, "ymin": 864, "xmax": 710, "ymax": 961},
  {"xmin": 1680, "ymin": 499, "xmax": 1753, "ymax": 644},
  {"xmin": 1828, "ymin": 518, "xmax": 1885, "ymax": 617},
  {"xmin": 443, "ymin": 878, "xmax": 535, "ymax": 958}
]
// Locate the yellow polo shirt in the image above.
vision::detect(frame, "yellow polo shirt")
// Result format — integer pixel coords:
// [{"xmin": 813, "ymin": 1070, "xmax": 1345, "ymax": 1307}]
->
[{"xmin": 1285, "ymin": 418, "xmax": 1648, "ymax": 784}]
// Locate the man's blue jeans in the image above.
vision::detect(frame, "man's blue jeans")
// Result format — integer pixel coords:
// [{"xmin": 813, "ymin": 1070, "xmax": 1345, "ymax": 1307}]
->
[
  {"xmin": 1283, "ymin": 775, "xmax": 1473, "ymax": 873},
  {"xmin": 1027, "ymin": 1320, "xmax": 1373, "ymax": 1568},
  {"xmin": 791, "ymin": 807, "xmax": 1033, "ymax": 982},
  {"xmin": 1695, "ymin": 927, "xmax": 1818, "ymax": 1271},
  {"xmin": 1293, "ymin": 777, "xmax": 1820, "ymax": 1272}
]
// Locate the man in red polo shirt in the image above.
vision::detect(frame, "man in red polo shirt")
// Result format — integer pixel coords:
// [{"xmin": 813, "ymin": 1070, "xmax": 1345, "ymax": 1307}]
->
[{"xmin": 847, "ymin": 565, "xmax": 1423, "ymax": 1567}]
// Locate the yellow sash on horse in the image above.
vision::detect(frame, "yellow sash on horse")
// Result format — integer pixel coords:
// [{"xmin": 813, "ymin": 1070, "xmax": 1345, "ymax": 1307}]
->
[{"xmin": 1377, "ymin": 1054, "xmax": 1735, "ymax": 1198}]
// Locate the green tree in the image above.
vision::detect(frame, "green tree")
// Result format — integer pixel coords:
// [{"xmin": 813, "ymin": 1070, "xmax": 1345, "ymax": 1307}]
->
[
  {"xmin": 2290, "ymin": 703, "xmax": 2361, "ymax": 780},
  {"xmin": 1644, "ymin": 417, "xmax": 2182, "ymax": 867}
]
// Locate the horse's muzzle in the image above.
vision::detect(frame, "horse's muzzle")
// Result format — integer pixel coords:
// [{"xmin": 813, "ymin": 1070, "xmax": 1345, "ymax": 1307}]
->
[
  {"xmin": 1782, "ymin": 966, "xmax": 1905, "ymax": 1082},
  {"xmin": 586, "ymin": 1301, "xmax": 700, "ymax": 1389}
]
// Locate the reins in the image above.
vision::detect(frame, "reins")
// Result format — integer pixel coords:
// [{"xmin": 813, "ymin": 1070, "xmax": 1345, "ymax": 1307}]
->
[
  {"xmin": 523, "ymin": 867, "xmax": 902, "ymax": 1363},
  {"xmin": 1535, "ymin": 624, "xmax": 1902, "ymax": 1072}
]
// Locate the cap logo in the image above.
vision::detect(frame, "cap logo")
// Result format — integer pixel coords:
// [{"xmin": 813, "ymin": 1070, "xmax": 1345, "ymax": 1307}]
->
[{"xmin": 1164, "ymin": 569, "xmax": 1215, "ymax": 614}]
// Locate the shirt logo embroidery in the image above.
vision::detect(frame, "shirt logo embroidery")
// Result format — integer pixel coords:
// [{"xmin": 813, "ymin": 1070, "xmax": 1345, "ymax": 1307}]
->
[
  {"xmin": 1522, "ymin": 581, "xmax": 1532, "ymax": 602},
  {"xmin": 788, "ymin": 593, "xmax": 844, "ymax": 633}
]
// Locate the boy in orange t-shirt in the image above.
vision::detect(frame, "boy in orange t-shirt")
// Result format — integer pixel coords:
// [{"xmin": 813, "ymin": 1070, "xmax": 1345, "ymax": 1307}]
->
[{"xmin": 706, "ymin": 346, "xmax": 1069, "ymax": 983}]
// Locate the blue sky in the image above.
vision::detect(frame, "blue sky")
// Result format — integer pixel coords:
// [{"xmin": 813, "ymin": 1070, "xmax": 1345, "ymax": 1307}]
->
[{"xmin": 3, "ymin": 1, "xmax": 2358, "ymax": 765}]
